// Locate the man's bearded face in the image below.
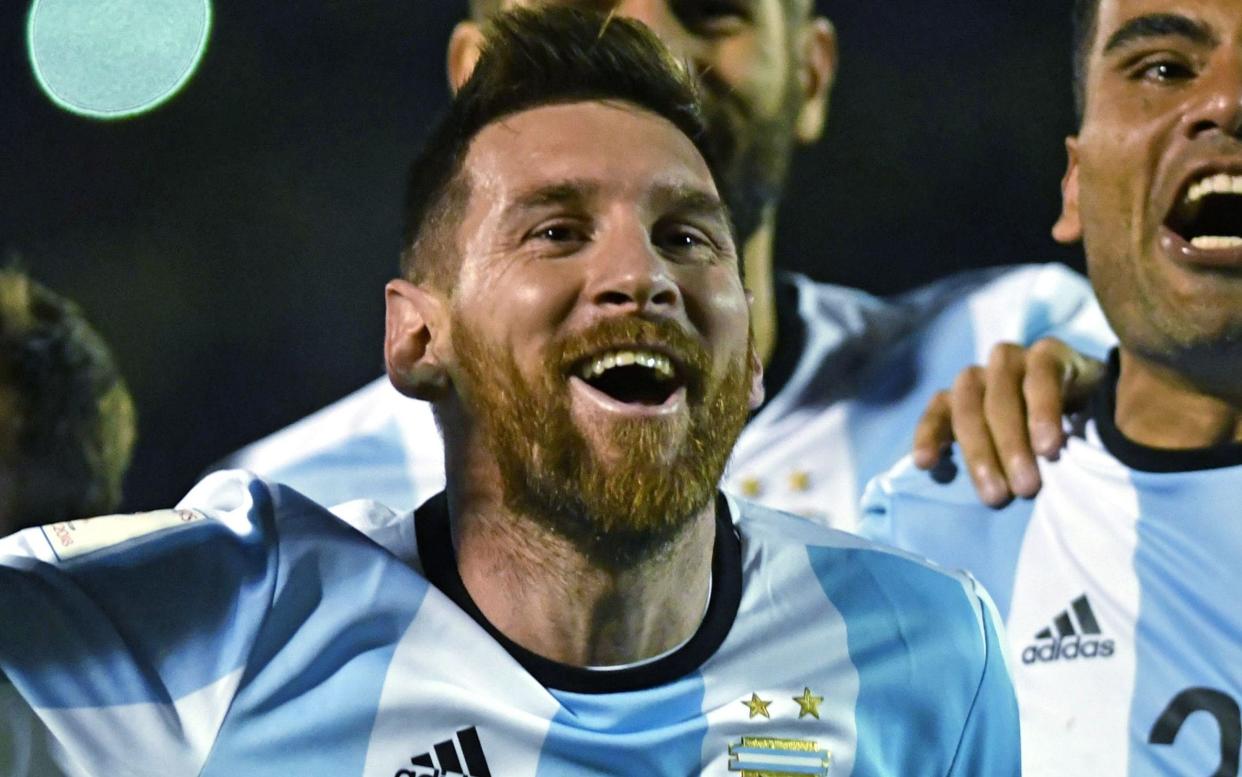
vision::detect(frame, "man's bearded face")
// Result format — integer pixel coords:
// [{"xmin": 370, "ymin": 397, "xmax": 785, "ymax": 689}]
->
[
  {"xmin": 699, "ymin": 60, "xmax": 804, "ymax": 242},
  {"xmin": 453, "ymin": 311, "xmax": 753, "ymax": 564}
]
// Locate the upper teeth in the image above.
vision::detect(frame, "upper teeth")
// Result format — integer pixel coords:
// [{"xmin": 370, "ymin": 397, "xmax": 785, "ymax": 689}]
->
[
  {"xmin": 1185, "ymin": 173, "xmax": 1242, "ymax": 204},
  {"xmin": 1190, "ymin": 235, "xmax": 1242, "ymax": 249},
  {"xmin": 578, "ymin": 350, "xmax": 675, "ymax": 380}
]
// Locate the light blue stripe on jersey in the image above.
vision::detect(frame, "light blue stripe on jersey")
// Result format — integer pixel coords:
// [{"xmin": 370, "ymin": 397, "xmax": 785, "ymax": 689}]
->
[
  {"xmin": 845, "ymin": 292, "xmax": 978, "ymax": 517},
  {"xmin": 537, "ymin": 675, "xmax": 707, "ymax": 776},
  {"xmin": 199, "ymin": 485, "xmax": 430, "ymax": 776},
  {"xmin": 0, "ymin": 479, "xmax": 278, "ymax": 709},
  {"xmin": 807, "ymin": 547, "xmax": 1020, "ymax": 775},
  {"xmin": 1128, "ymin": 477, "xmax": 1242, "ymax": 776},
  {"xmin": 860, "ymin": 463, "xmax": 1035, "ymax": 620},
  {"xmin": 268, "ymin": 417, "xmax": 418, "ymax": 512}
]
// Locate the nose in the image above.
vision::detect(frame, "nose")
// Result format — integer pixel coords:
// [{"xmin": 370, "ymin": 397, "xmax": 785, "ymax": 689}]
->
[
  {"xmin": 585, "ymin": 225, "xmax": 682, "ymax": 316},
  {"xmin": 1182, "ymin": 52, "xmax": 1242, "ymax": 139}
]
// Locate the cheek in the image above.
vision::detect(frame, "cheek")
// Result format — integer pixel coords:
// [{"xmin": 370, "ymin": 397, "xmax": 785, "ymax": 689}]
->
[
  {"xmin": 711, "ymin": 35, "xmax": 789, "ymax": 117},
  {"xmin": 683, "ymin": 275, "xmax": 751, "ymax": 350}
]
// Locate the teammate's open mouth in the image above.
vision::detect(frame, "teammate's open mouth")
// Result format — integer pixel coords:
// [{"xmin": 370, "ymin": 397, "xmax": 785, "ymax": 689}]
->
[
  {"xmin": 573, "ymin": 349, "xmax": 683, "ymax": 406},
  {"xmin": 1166, "ymin": 172, "xmax": 1242, "ymax": 249}
]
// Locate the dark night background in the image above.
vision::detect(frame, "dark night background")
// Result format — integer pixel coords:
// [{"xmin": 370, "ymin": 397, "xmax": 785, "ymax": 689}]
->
[{"xmin": 1, "ymin": 2, "xmax": 1085, "ymax": 511}]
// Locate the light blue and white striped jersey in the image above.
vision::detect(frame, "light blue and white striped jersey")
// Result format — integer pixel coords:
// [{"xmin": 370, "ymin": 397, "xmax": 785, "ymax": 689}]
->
[
  {"xmin": 861, "ymin": 354, "xmax": 1242, "ymax": 777},
  {"xmin": 1, "ymin": 470, "xmax": 1019, "ymax": 776},
  {"xmin": 223, "ymin": 266, "xmax": 1116, "ymax": 532}
]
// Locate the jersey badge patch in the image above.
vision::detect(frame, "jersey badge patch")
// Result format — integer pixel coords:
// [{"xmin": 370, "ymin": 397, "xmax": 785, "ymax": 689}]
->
[
  {"xmin": 728, "ymin": 736, "xmax": 832, "ymax": 776},
  {"xmin": 40, "ymin": 509, "xmax": 206, "ymax": 561}
]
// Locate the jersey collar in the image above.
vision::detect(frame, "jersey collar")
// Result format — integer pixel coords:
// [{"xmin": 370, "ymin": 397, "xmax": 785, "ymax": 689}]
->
[
  {"xmin": 414, "ymin": 491, "xmax": 743, "ymax": 694},
  {"xmin": 1090, "ymin": 349, "xmax": 1242, "ymax": 473}
]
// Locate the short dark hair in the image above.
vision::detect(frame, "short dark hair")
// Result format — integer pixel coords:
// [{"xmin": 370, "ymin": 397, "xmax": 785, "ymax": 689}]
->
[
  {"xmin": 401, "ymin": 6, "xmax": 719, "ymax": 287},
  {"xmin": 467, "ymin": 0, "xmax": 500, "ymax": 22},
  {"xmin": 0, "ymin": 268, "xmax": 135, "ymax": 530},
  {"xmin": 1072, "ymin": 0, "xmax": 1100, "ymax": 122}
]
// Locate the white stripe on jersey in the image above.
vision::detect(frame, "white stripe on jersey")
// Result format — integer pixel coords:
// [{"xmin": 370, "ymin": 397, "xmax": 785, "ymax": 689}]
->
[{"xmin": 1006, "ymin": 438, "xmax": 1142, "ymax": 776}]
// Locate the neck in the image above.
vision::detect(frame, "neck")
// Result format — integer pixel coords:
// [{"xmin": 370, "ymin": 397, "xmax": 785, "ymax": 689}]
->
[
  {"xmin": 743, "ymin": 208, "xmax": 779, "ymax": 368},
  {"xmin": 1114, "ymin": 349, "xmax": 1242, "ymax": 449},
  {"xmin": 444, "ymin": 481, "xmax": 716, "ymax": 667}
]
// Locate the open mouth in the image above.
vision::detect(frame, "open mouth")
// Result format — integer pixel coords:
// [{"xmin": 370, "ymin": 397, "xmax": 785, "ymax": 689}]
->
[
  {"xmin": 572, "ymin": 348, "xmax": 684, "ymax": 407},
  {"xmin": 1167, "ymin": 172, "xmax": 1242, "ymax": 250}
]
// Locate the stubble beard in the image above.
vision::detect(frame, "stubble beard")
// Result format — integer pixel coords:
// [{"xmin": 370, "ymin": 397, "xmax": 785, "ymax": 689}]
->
[
  {"xmin": 452, "ymin": 314, "xmax": 754, "ymax": 568},
  {"xmin": 698, "ymin": 68, "xmax": 803, "ymax": 243}
]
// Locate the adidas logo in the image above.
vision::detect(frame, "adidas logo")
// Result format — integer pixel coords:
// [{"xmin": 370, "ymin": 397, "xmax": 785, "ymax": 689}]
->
[
  {"xmin": 1021, "ymin": 594, "xmax": 1115, "ymax": 665},
  {"xmin": 395, "ymin": 727, "xmax": 492, "ymax": 777}
]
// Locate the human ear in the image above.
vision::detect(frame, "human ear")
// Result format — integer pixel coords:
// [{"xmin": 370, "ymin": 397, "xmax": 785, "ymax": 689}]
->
[
  {"xmin": 447, "ymin": 21, "xmax": 485, "ymax": 92},
  {"xmin": 1051, "ymin": 137, "xmax": 1083, "ymax": 245},
  {"xmin": 794, "ymin": 17, "xmax": 838, "ymax": 144},
  {"xmin": 385, "ymin": 279, "xmax": 452, "ymax": 401},
  {"xmin": 747, "ymin": 345, "xmax": 765, "ymax": 410}
]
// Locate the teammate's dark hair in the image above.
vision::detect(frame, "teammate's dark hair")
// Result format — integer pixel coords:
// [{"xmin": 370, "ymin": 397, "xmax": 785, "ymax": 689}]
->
[
  {"xmin": 0, "ymin": 267, "xmax": 135, "ymax": 530},
  {"xmin": 1071, "ymin": 0, "xmax": 1099, "ymax": 123},
  {"xmin": 467, "ymin": 0, "xmax": 500, "ymax": 21},
  {"xmin": 401, "ymin": 7, "xmax": 719, "ymax": 287}
]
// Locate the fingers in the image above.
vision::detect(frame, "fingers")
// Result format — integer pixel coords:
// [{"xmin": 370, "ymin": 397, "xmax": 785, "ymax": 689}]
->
[
  {"xmin": 984, "ymin": 344, "xmax": 1042, "ymax": 499},
  {"xmin": 911, "ymin": 338, "xmax": 1106, "ymax": 508},
  {"xmin": 912, "ymin": 390, "xmax": 952, "ymax": 470},
  {"xmin": 949, "ymin": 366, "xmax": 1013, "ymax": 507},
  {"xmin": 1021, "ymin": 339, "xmax": 1072, "ymax": 458}
]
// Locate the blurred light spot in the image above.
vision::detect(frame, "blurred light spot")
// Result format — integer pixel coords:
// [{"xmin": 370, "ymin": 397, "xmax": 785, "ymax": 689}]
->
[{"xmin": 27, "ymin": 0, "xmax": 212, "ymax": 120}]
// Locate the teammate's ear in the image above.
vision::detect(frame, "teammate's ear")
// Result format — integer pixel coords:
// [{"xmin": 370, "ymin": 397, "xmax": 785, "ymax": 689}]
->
[
  {"xmin": 1052, "ymin": 137, "xmax": 1083, "ymax": 244},
  {"xmin": 385, "ymin": 279, "xmax": 451, "ymax": 401},
  {"xmin": 747, "ymin": 346, "xmax": 765, "ymax": 410},
  {"xmin": 447, "ymin": 21, "xmax": 485, "ymax": 92},
  {"xmin": 794, "ymin": 17, "xmax": 838, "ymax": 144}
]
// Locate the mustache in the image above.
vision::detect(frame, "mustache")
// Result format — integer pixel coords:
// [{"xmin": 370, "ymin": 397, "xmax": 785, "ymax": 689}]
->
[{"xmin": 551, "ymin": 317, "xmax": 711, "ymax": 389}]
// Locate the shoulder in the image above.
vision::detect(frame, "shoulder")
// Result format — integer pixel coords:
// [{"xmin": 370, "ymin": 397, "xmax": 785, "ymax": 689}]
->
[
  {"xmin": 0, "ymin": 470, "xmax": 379, "ymax": 578},
  {"xmin": 732, "ymin": 494, "xmax": 992, "ymax": 635}
]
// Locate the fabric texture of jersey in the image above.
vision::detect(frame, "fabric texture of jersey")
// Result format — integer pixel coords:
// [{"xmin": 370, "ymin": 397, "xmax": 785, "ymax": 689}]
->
[
  {"xmin": 222, "ymin": 265, "xmax": 1116, "ymax": 532},
  {"xmin": 861, "ymin": 352, "xmax": 1242, "ymax": 777},
  {"xmin": 1, "ymin": 471, "xmax": 1019, "ymax": 776}
]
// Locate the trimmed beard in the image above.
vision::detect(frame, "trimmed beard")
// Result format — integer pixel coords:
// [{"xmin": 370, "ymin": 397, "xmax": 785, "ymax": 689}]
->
[{"xmin": 452, "ymin": 313, "xmax": 754, "ymax": 568}]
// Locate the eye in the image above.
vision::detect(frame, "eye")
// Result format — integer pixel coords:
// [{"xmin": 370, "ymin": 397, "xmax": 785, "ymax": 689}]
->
[
  {"xmin": 655, "ymin": 223, "xmax": 722, "ymax": 261},
  {"xmin": 673, "ymin": 0, "xmax": 751, "ymax": 35},
  {"xmin": 1133, "ymin": 58, "xmax": 1196, "ymax": 84},
  {"xmin": 527, "ymin": 222, "xmax": 587, "ymax": 243}
]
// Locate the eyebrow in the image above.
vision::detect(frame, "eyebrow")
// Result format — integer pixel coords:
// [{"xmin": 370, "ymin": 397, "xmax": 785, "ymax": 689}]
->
[
  {"xmin": 1102, "ymin": 13, "xmax": 1217, "ymax": 54},
  {"xmin": 650, "ymin": 183, "xmax": 730, "ymax": 223},
  {"xmin": 509, "ymin": 181, "xmax": 598, "ymax": 213},
  {"xmin": 505, "ymin": 180, "xmax": 729, "ymax": 221}
]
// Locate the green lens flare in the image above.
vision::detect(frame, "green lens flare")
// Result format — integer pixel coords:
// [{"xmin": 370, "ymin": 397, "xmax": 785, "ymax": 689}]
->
[{"xmin": 27, "ymin": 0, "xmax": 212, "ymax": 120}]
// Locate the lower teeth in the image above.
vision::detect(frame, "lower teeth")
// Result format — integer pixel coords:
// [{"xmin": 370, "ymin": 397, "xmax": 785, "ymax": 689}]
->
[{"xmin": 1190, "ymin": 235, "xmax": 1242, "ymax": 249}]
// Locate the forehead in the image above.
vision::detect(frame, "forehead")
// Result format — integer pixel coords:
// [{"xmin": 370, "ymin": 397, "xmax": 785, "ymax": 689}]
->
[
  {"xmin": 461, "ymin": 101, "xmax": 719, "ymax": 208},
  {"xmin": 497, "ymin": 0, "xmax": 800, "ymax": 25}
]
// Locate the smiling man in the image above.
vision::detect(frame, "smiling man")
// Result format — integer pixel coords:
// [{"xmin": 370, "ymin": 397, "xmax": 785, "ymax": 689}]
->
[
  {"xmin": 862, "ymin": 1, "xmax": 1242, "ymax": 774},
  {"xmin": 224, "ymin": 0, "xmax": 1117, "ymax": 530},
  {"xmin": 0, "ymin": 9, "xmax": 1019, "ymax": 775}
]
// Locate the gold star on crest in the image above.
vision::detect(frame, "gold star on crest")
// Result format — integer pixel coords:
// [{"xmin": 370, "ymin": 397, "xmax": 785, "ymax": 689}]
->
[
  {"xmin": 742, "ymin": 692, "xmax": 773, "ymax": 719},
  {"xmin": 793, "ymin": 687, "xmax": 823, "ymax": 719},
  {"xmin": 788, "ymin": 470, "xmax": 811, "ymax": 492}
]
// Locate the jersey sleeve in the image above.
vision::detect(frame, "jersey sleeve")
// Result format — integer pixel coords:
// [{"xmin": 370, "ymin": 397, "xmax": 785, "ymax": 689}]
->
[
  {"xmin": 0, "ymin": 471, "xmax": 285, "ymax": 776},
  {"xmin": 947, "ymin": 580, "xmax": 1022, "ymax": 776},
  {"xmin": 1011, "ymin": 262, "xmax": 1115, "ymax": 358},
  {"xmin": 860, "ymin": 454, "xmax": 1036, "ymax": 620}
]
